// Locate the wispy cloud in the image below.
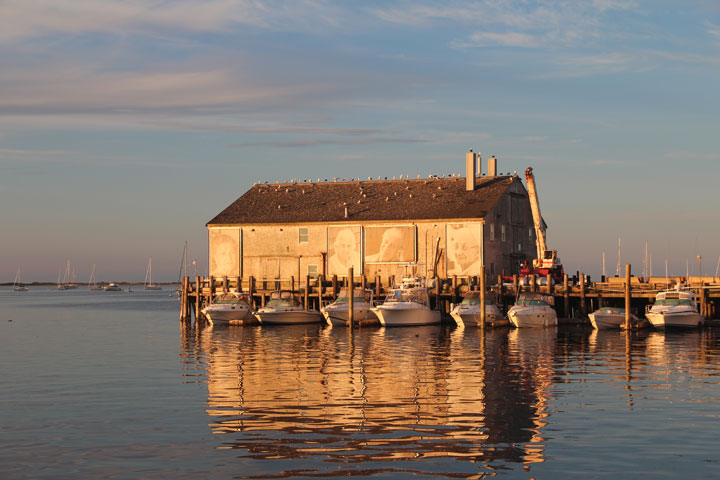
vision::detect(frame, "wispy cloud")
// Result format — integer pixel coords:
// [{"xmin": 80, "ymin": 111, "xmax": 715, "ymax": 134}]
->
[
  {"xmin": 665, "ymin": 151, "xmax": 720, "ymax": 161},
  {"xmin": 230, "ymin": 137, "xmax": 427, "ymax": 148},
  {"xmin": 0, "ymin": 0, "xmax": 341, "ymax": 42}
]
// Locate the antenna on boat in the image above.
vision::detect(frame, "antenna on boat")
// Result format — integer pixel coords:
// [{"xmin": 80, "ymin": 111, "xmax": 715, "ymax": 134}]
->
[
  {"xmin": 616, "ymin": 237, "xmax": 621, "ymax": 277},
  {"xmin": 665, "ymin": 258, "xmax": 669, "ymax": 290}
]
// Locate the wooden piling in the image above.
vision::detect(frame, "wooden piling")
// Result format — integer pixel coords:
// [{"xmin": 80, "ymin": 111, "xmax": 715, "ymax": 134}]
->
[
  {"xmin": 563, "ymin": 274, "xmax": 570, "ymax": 319},
  {"xmin": 361, "ymin": 275, "xmax": 366, "ymax": 290},
  {"xmin": 304, "ymin": 275, "xmax": 310, "ymax": 310},
  {"xmin": 624, "ymin": 264, "xmax": 631, "ymax": 330},
  {"xmin": 348, "ymin": 267, "xmax": 354, "ymax": 324},
  {"xmin": 180, "ymin": 276, "xmax": 188, "ymax": 321},
  {"xmin": 452, "ymin": 275, "xmax": 458, "ymax": 305},
  {"xmin": 375, "ymin": 275, "xmax": 381, "ymax": 297},
  {"xmin": 580, "ymin": 274, "xmax": 586, "ymax": 317},
  {"xmin": 531, "ymin": 274, "xmax": 536, "ymax": 293},
  {"xmin": 435, "ymin": 275, "xmax": 441, "ymax": 313},
  {"xmin": 318, "ymin": 274, "xmax": 325, "ymax": 308},
  {"xmin": 249, "ymin": 276, "xmax": 256, "ymax": 308},
  {"xmin": 223, "ymin": 276, "xmax": 228, "ymax": 292},
  {"xmin": 513, "ymin": 274, "xmax": 519, "ymax": 296},
  {"xmin": 480, "ymin": 265, "xmax": 486, "ymax": 333},
  {"xmin": 291, "ymin": 276, "xmax": 295, "ymax": 293},
  {"xmin": 195, "ymin": 276, "xmax": 201, "ymax": 321},
  {"xmin": 236, "ymin": 276, "xmax": 241, "ymax": 292},
  {"xmin": 332, "ymin": 275, "xmax": 338, "ymax": 297},
  {"xmin": 547, "ymin": 273, "xmax": 553, "ymax": 295}
]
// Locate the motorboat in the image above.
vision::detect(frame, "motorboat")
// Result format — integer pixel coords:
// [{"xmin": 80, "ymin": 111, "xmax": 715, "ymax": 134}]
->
[
  {"xmin": 449, "ymin": 291, "xmax": 507, "ymax": 327},
  {"xmin": 589, "ymin": 306, "xmax": 638, "ymax": 330},
  {"xmin": 508, "ymin": 292, "xmax": 557, "ymax": 328},
  {"xmin": 202, "ymin": 292, "xmax": 254, "ymax": 325},
  {"xmin": 104, "ymin": 283, "xmax": 122, "ymax": 291},
  {"xmin": 254, "ymin": 290, "xmax": 324, "ymax": 325},
  {"xmin": 321, "ymin": 288, "xmax": 377, "ymax": 326},
  {"xmin": 370, "ymin": 277, "xmax": 441, "ymax": 327},
  {"xmin": 645, "ymin": 286, "xmax": 703, "ymax": 329}
]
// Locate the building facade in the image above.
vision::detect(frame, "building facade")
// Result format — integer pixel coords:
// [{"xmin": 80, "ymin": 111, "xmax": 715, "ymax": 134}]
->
[{"xmin": 207, "ymin": 153, "xmax": 539, "ymax": 282}]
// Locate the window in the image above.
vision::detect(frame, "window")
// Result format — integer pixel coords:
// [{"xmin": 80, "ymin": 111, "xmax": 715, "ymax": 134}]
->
[
  {"xmin": 490, "ymin": 263, "xmax": 495, "ymax": 275},
  {"xmin": 501, "ymin": 224, "xmax": 506, "ymax": 242},
  {"xmin": 517, "ymin": 243, "xmax": 522, "ymax": 252},
  {"xmin": 299, "ymin": 227, "xmax": 309, "ymax": 243},
  {"xmin": 529, "ymin": 228, "xmax": 533, "ymax": 240},
  {"xmin": 490, "ymin": 224, "xmax": 495, "ymax": 241},
  {"xmin": 308, "ymin": 264, "xmax": 318, "ymax": 278}
]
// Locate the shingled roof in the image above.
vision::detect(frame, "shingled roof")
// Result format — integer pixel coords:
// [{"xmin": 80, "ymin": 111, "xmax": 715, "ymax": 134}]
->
[{"xmin": 207, "ymin": 175, "xmax": 519, "ymax": 225}]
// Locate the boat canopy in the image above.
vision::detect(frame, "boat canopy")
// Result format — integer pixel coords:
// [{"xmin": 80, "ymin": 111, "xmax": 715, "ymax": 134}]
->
[
  {"xmin": 460, "ymin": 291, "xmax": 495, "ymax": 305},
  {"xmin": 385, "ymin": 288, "xmax": 429, "ymax": 305},
  {"xmin": 516, "ymin": 292, "xmax": 554, "ymax": 306},
  {"xmin": 212, "ymin": 292, "xmax": 250, "ymax": 304},
  {"xmin": 267, "ymin": 290, "xmax": 301, "ymax": 307},
  {"xmin": 334, "ymin": 288, "xmax": 372, "ymax": 304}
]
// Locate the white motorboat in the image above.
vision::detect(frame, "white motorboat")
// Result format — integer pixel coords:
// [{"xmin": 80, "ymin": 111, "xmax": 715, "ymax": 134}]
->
[
  {"xmin": 589, "ymin": 306, "xmax": 638, "ymax": 330},
  {"xmin": 508, "ymin": 292, "xmax": 557, "ymax": 328},
  {"xmin": 321, "ymin": 288, "xmax": 377, "ymax": 326},
  {"xmin": 254, "ymin": 290, "xmax": 324, "ymax": 325},
  {"xmin": 13, "ymin": 269, "xmax": 29, "ymax": 291},
  {"xmin": 370, "ymin": 277, "xmax": 441, "ymax": 327},
  {"xmin": 104, "ymin": 283, "xmax": 122, "ymax": 291},
  {"xmin": 646, "ymin": 287, "xmax": 703, "ymax": 329},
  {"xmin": 202, "ymin": 292, "xmax": 254, "ymax": 325},
  {"xmin": 449, "ymin": 291, "xmax": 507, "ymax": 327}
]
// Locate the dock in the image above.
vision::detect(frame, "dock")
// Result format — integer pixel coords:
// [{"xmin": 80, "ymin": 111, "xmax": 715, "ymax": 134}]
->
[{"xmin": 179, "ymin": 265, "xmax": 720, "ymax": 326}]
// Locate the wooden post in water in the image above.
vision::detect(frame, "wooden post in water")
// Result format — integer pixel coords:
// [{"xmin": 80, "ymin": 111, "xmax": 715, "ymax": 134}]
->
[
  {"xmin": 318, "ymin": 275, "xmax": 324, "ymax": 308},
  {"xmin": 563, "ymin": 274, "xmax": 570, "ymax": 319},
  {"xmin": 435, "ymin": 275, "xmax": 441, "ymax": 313},
  {"xmin": 180, "ymin": 276, "xmax": 188, "ymax": 321},
  {"xmin": 332, "ymin": 275, "xmax": 338, "ymax": 297},
  {"xmin": 236, "ymin": 276, "xmax": 241, "ymax": 292},
  {"xmin": 513, "ymin": 274, "xmax": 519, "ymax": 296},
  {"xmin": 480, "ymin": 265, "xmax": 486, "ymax": 333},
  {"xmin": 361, "ymin": 275, "xmax": 366, "ymax": 290},
  {"xmin": 249, "ymin": 276, "xmax": 255, "ymax": 308},
  {"xmin": 375, "ymin": 275, "xmax": 381, "ymax": 297},
  {"xmin": 452, "ymin": 275, "xmax": 458, "ymax": 305},
  {"xmin": 195, "ymin": 276, "xmax": 201, "ymax": 321},
  {"xmin": 209, "ymin": 276, "xmax": 215, "ymax": 304},
  {"xmin": 547, "ymin": 274, "xmax": 553, "ymax": 295},
  {"xmin": 291, "ymin": 276, "xmax": 295, "ymax": 293},
  {"xmin": 530, "ymin": 274, "xmax": 536, "ymax": 293},
  {"xmin": 625, "ymin": 264, "xmax": 632, "ymax": 330},
  {"xmin": 304, "ymin": 275, "xmax": 310, "ymax": 310},
  {"xmin": 348, "ymin": 267, "xmax": 354, "ymax": 325},
  {"xmin": 497, "ymin": 275, "xmax": 504, "ymax": 310},
  {"xmin": 580, "ymin": 274, "xmax": 586, "ymax": 317},
  {"xmin": 223, "ymin": 276, "xmax": 228, "ymax": 292}
]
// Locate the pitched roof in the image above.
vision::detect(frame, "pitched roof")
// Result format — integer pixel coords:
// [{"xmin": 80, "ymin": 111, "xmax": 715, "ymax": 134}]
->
[{"xmin": 207, "ymin": 175, "xmax": 518, "ymax": 225}]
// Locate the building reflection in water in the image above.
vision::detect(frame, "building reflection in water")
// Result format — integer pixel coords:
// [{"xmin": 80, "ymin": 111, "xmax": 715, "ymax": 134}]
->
[{"xmin": 180, "ymin": 323, "xmax": 556, "ymax": 477}]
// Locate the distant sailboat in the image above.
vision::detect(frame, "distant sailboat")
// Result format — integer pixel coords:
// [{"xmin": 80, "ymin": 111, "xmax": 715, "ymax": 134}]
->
[
  {"xmin": 89, "ymin": 264, "xmax": 103, "ymax": 290},
  {"xmin": 58, "ymin": 259, "xmax": 78, "ymax": 290},
  {"xmin": 13, "ymin": 269, "xmax": 29, "ymax": 291},
  {"xmin": 144, "ymin": 257, "xmax": 162, "ymax": 290}
]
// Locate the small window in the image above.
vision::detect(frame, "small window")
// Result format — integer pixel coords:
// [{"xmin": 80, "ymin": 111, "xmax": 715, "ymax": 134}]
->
[
  {"xmin": 517, "ymin": 243, "xmax": 522, "ymax": 252},
  {"xmin": 299, "ymin": 227, "xmax": 309, "ymax": 243},
  {"xmin": 490, "ymin": 263, "xmax": 495, "ymax": 275},
  {"xmin": 308, "ymin": 264, "xmax": 318, "ymax": 278},
  {"xmin": 529, "ymin": 228, "xmax": 533, "ymax": 240},
  {"xmin": 490, "ymin": 224, "xmax": 495, "ymax": 241},
  {"xmin": 501, "ymin": 225, "xmax": 506, "ymax": 242}
]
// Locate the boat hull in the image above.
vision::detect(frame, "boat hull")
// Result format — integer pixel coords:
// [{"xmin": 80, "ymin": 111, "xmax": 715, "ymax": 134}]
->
[
  {"xmin": 508, "ymin": 306, "xmax": 557, "ymax": 328},
  {"xmin": 371, "ymin": 305, "xmax": 441, "ymax": 326},
  {"xmin": 255, "ymin": 309, "xmax": 324, "ymax": 325},
  {"xmin": 589, "ymin": 312, "xmax": 628, "ymax": 330},
  {"xmin": 321, "ymin": 304, "xmax": 377, "ymax": 326},
  {"xmin": 646, "ymin": 312, "xmax": 702, "ymax": 329},
  {"xmin": 202, "ymin": 305, "xmax": 254, "ymax": 325},
  {"xmin": 450, "ymin": 305, "xmax": 507, "ymax": 327}
]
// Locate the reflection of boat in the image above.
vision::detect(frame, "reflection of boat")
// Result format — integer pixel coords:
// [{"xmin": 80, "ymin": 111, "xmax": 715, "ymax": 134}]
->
[
  {"xmin": 255, "ymin": 291, "xmax": 324, "ymax": 325},
  {"xmin": 104, "ymin": 283, "xmax": 122, "ymax": 291},
  {"xmin": 202, "ymin": 292, "xmax": 254, "ymax": 325},
  {"xmin": 370, "ymin": 277, "xmax": 441, "ymax": 327},
  {"xmin": 589, "ymin": 306, "xmax": 638, "ymax": 330},
  {"xmin": 13, "ymin": 269, "xmax": 29, "ymax": 291},
  {"xmin": 646, "ymin": 287, "xmax": 703, "ymax": 329},
  {"xmin": 450, "ymin": 291, "xmax": 506, "ymax": 327},
  {"xmin": 144, "ymin": 257, "xmax": 162, "ymax": 290},
  {"xmin": 321, "ymin": 288, "xmax": 377, "ymax": 326},
  {"xmin": 508, "ymin": 293, "xmax": 557, "ymax": 328}
]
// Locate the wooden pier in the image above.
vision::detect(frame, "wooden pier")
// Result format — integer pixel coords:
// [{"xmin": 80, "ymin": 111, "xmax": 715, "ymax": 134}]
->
[{"xmin": 179, "ymin": 264, "xmax": 720, "ymax": 326}]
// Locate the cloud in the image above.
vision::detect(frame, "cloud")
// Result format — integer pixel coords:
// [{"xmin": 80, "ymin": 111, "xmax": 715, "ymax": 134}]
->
[
  {"xmin": 469, "ymin": 32, "xmax": 539, "ymax": 48},
  {"xmin": 0, "ymin": 0, "xmax": 341, "ymax": 42},
  {"xmin": 665, "ymin": 152, "xmax": 720, "ymax": 161},
  {"xmin": 230, "ymin": 137, "xmax": 428, "ymax": 148}
]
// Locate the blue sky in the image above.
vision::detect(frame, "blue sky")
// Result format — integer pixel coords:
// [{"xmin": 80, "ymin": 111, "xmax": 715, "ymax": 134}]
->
[{"xmin": 2, "ymin": 0, "xmax": 719, "ymax": 282}]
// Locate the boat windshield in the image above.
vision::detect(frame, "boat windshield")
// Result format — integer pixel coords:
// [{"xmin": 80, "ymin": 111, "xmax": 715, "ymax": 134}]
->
[
  {"xmin": 385, "ymin": 288, "xmax": 428, "ymax": 305},
  {"xmin": 460, "ymin": 291, "xmax": 494, "ymax": 305},
  {"xmin": 515, "ymin": 299, "xmax": 547, "ymax": 306},
  {"xmin": 213, "ymin": 293, "xmax": 247, "ymax": 305},
  {"xmin": 654, "ymin": 298, "xmax": 693, "ymax": 307},
  {"xmin": 333, "ymin": 288, "xmax": 371, "ymax": 304},
  {"xmin": 515, "ymin": 293, "xmax": 553, "ymax": 306},
  {"xmin": 267, "ymin": 291, "xmax": 301, "ymax": 308}
]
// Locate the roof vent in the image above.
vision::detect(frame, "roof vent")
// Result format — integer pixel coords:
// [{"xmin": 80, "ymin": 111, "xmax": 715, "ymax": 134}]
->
[
  {"xmin": 466, "ymin": 149, "xmax": 477, "ymax": 191},
  {"xmin": 488, "ymin": 156, "xmax": 497, "ymax": 176}
]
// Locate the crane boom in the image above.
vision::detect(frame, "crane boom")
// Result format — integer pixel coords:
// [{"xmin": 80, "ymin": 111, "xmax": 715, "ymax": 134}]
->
[
  {"xmin": 524, "ymin": 167, "xmax": 547, "ymax": 264},
  {"xmin": 522, "ymin": 167, "xmax": 563, "ymax": 280}
]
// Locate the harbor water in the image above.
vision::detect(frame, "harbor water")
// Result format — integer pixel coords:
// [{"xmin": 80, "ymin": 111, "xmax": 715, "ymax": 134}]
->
[{"xmin": 2, "ymin": 288, "xmax": 720, "ymax": 479}]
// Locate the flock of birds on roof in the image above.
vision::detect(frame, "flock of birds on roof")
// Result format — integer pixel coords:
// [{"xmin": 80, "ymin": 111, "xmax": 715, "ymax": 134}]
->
[{"xmin": 253, "ymin": 170, "xmax": 518, "ymax": 186}]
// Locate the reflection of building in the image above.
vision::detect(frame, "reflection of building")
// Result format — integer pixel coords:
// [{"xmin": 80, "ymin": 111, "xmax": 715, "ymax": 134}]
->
[
  {"xmin": 207, "ymin": 152, "xmax": 540, "ymax": 279},
  {"xmin": 195, "ymin": 325, "xmax": 551, "ymax": 474}
]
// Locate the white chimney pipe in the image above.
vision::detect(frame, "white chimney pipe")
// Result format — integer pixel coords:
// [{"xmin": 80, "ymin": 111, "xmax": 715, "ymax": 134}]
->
[
  {"xmin": 465, "ymin": 149, "xmax": 477, "ymax": 191},
  {"xmin": 488, "ymin": 156, "xmax": 497, "ymax": 176}
]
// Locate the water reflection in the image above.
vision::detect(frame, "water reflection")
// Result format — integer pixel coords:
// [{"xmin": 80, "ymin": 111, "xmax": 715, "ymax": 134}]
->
[{"xmin": 180, "ymin": 324, "xmax": 564, "ymax": 478}]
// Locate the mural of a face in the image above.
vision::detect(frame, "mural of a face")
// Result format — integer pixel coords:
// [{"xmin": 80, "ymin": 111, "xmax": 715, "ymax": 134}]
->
[
  {"xmin": 377, "ymin": 228, "xmax": 404, "ymax": 262},
  {"xmin": 328, "ymin": 227, "xmax": 361, "ymax": 275},
  {"xmin": 448, "ymin": 225, "xmax": 481, "ymax": 275},
  {"xmin": 333, "ymin": 229, "xmax": 356, "ymax": 266},
  {"xmin": 211, "ymin": 231, "xmax": 239, "ymax": 277}
]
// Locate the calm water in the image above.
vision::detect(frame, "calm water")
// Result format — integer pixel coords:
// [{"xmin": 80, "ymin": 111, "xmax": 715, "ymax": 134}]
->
[{"xmin": 2, "ymin": 288, "xmax": 720, "ymax": 479}]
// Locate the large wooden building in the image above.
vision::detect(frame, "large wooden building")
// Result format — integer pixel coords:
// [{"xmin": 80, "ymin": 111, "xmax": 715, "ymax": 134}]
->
[{"xmin": 206, "ymin": 151, "xmax": 541, "ymax": 282}]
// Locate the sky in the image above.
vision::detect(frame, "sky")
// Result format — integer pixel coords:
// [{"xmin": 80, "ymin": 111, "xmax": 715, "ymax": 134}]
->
[{"xmin": 1, "ymin": 0, "xmax": 719, "ymax": 283}]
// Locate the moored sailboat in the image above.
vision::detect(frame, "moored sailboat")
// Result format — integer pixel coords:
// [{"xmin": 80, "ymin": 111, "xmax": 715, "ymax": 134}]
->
[
  {"xmin": 13, "ymin": 269, "xmax": 29, "ymax": 291},
  {"xmin": 144, "ymin": 257, "xmax": 162, "ymax": 290}
]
